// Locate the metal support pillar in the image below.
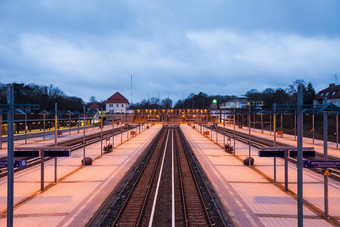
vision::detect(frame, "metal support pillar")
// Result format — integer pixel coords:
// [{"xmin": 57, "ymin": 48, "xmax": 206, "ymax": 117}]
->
[
  {"xmin": 312, "ymin": 114, "xmax": 315, "ymax": 144},
  {"xmin": 25, "ymin": 113, "xmax": 27, "ymax": 144},
  {"xmin": 78, "ymin": 114, "xmax": 80, "ymax": 133},
  {"xmin": 0, "ymin": 110, "xmax": 2, "ymax": 149},
  {"xmin": 273, "ymin": 103, "xmax": 277, "ymax": 182},
  {"xmin": 83, "ymin": 105, "xmax": 86, "ymax": 166},
  {"xmin": 336, "ymin": 114, "xmax": 338, "ymax": 149},
  {"xmin": 43, "ymin": 114, "xmax": 46, "ymax": 140},
  {"xmin": 41, "ymin": 150, "xmax": 45, "ymax": 191},
  {"xmin": 280, "ymin": 114, "xmax": 283, "ymax": 133},
  {"xmin": 100, "ymin": 109, "xmax": 103, "ymax": 156},
  {"xmin": 253, "ymin": 113, "xmax": 255, "ymax": 132},
  {"xmin": 284, "ymin": 149, "xmax": 288, "ymax": 191},
  {"xmin": 270, "ymin": 113, "xmax": 272, "ymax": 135},
  {"xmin": 223, "ymin": 122, "xmax": 225, "ymax": 147},
  {"xmin": 7, "ymin": 84, "xmax": 14, "ymax": 227},
  {"xmin": 121, "ymin": 115, "xmax": 123, "ymax": 144},
  {"xmin": 234, "ymin": 108, "xmax": 236, "ymax": 155},
  {"xmin": 323, "ymin": 98, "xmax": 328, "ymax": 218},
  {"xmin": 69, "ymin": 114, "xmax": 71, "ymax": 135},
  {"xmin": 261, "ymin": 114, "xmax": 263, "ymax": 134},
  {"xmin": 297, "ymin": 85, "xmax": 303, "ymax": 227},
  {"xmin": 295, "ymin": 111, "xmax": 297, "ymax": 140},
  {"xmin": 248, "ymin": 105, "xmax": 251, "ymax": 166},
  {"xmin": 112, "ymin": 116, "xmax": 115, "ymax": 147},
  {"xmin": 54, "ymin": 103, "xmax": 58, "ymax": 183}
]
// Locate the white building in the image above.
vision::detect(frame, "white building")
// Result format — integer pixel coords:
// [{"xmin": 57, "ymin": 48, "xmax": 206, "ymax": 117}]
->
[
  {"xmin": 314, "ymin": 83, "xmax": 340, "ymax": 106},
  {"xmin": 106, "ymin": 92, "xmax": 130, "ymax": 113},
  {"xmin": 220, "ymin": 96, "xmax": 263, "ymax": 109},
  {"xmin": 220, "ymin": 96, "xmax": 249, "ymax": 109}
]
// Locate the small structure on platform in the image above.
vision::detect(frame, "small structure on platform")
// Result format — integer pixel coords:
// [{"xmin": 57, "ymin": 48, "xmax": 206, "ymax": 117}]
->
[
  {"xmin": 88, "ymin": 103, "xmax": 100, "ymax": 111},
  {"xmin": 106, "ymin": 92, "xmax": 130, "ymax": 114}
]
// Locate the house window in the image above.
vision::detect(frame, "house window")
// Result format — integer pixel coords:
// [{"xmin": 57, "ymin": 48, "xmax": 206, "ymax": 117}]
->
[
  {"xmin": 332, "ymin": 91, "xmax": 336, "ymax": 95},
  {"xmin": 122, "ymin": 104, "xmax": 124, "ymax": 107},
  {"xmin": 326, "ymin": 92, "xmax": 329, "ymax": 96},
  {"xmin": 109, "ymin": 104, "xmax": 113, "ymax": 107},
  {"xmin": 116, "ymin": 104, "xmax": 119, "ymax": 107},
  {"xmin": 321, "ymin": 93, "xmax": 324, "ymax": 97}
]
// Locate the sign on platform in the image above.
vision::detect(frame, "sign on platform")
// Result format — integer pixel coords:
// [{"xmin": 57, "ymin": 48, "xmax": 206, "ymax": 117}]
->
[
  {"xmin": 303, "ymin": 160, "xmax": 340, "ymax": 168},
  {"xmin": 258, "ymin": 150, "xmax": 285, "ymax": 157},
  {"xmin": 14, "ymin": 150, "xmax": 40, "ymax": 157},
  {"xmin": 0, "ymin": 160, "xmax": 27, "ymax": 168},
  {"xmin": 44, "ymin": 150, "xmax": 70, "ymax": 157},
  {"xmin": 290, "ymin": 150, "xmax": 315, "ymax": 158}
]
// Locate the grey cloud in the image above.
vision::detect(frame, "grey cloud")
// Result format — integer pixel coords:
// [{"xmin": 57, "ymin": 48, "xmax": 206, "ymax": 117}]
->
[{"xmin": 0, "ymin": 0, "xmax": 340, "ymax": 103}]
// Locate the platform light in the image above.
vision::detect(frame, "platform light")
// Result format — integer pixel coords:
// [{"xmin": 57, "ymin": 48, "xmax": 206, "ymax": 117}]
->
[{"xmin": 213, "ymin": 99, "xmax": 217, "ymax": 104}]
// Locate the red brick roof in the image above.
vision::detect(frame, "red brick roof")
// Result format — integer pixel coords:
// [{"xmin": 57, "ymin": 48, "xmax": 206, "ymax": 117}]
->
[
  {"xmin": 315, "ymin": 83, "xmax": 340, "ymax": 100},
  {"xmin": 106, "ymin": 92, "xmax": 130, "ymax": 104},
  {"xmin": 88, "ymin": 103, "xmax": 101, "ymax": 110}
]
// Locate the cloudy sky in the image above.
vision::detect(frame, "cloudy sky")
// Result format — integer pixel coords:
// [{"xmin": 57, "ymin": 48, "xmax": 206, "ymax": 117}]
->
[{"xmin": 1, "ymin": 0, "xmax": 340, "ymax": 104}]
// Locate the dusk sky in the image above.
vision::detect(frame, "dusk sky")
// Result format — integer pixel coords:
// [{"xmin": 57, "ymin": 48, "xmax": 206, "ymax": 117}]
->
[{"xmin": 1, "ymin": 0, "xmax": 340, "ymax": 104}]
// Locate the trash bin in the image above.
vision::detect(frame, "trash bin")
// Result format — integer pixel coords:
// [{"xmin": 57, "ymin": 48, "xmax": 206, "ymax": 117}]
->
[
  {"xmin": 82, "ymin": 157, "xmax": 93, "ymax": 165},
  {"xmin": 243, "ymin": 157, "xmax": 254, "ymax": 166}
]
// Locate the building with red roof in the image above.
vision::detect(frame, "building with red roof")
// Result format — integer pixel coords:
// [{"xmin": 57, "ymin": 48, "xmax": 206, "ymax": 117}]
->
[
  {"xmin": 314, "ymin": 83, "xmax": 340, "ymax": 106},
  {"xmin": 106, "ymin": 92, "xmax": 130, "ymax": 113},
  {"xmin": 88, "ymin": 103, "xmax": 101, "ymax": 110}
]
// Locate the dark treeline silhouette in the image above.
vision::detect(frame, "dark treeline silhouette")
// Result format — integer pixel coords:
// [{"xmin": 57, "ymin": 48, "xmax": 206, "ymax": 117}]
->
[
  {"xmin": 174, "ymin": 92, "xmax": 230, "ymax": 109},
  {"xmin": 0, "ymin": 83, "xmax": 84, "ymax": 112},
  {"xmin": 246, "ymin": 80, "xmax": 316, "ymax": 109},
  {"xmin": 129, "ymin": 97, "xmax": 173, "ymax": 109}
]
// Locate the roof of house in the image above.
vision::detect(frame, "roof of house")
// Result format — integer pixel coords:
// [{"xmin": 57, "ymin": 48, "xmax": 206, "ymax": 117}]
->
[
  {"xmin": 88, "ymin": 103, "xmax": 101, "ymax": 110},
  {"xmin": 106, "ymin": 92, "xmax": 130, "ymax": 104},
  {"xmin": 315, "ymin": 83, "xmax": 340, "ymax": 100}
]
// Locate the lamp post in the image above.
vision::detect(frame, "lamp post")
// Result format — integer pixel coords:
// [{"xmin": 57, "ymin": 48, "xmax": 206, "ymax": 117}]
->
[
  {"xmin": 24, "ymin": 111, "xmax": 27, "ymax": 144},
  {"xmin": 54, "ymin": 103, "xmax": 58, "ymax": 182},
  {"xmin": 248, "ymin": 103, "xmax": 251, "ymax": 166},
  {"xmin": 273, "ymin": 103, "xmax": 277, "ymax": 183},
  {"xmin": 83, "ymin": 105, "xmax": 86, "ymax": 166},
  {"xmin": 38, "ymin": 110, "xmax": 49, "ymax": 140},
  {"xmin": 0, "ymin": 110, "xmax": 2, "ymax": 149},
  {"xmin": 100, "ymin": 108, "xmax": 103, "ymax": 156}
]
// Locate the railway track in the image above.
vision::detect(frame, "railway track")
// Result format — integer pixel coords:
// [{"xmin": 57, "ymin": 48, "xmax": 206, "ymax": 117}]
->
[
  {"xmin": 88, "ymin": 126, "xmax": 232, "ymax": 226},
  {"xmin": 0, "ymin": 125, "xmax": 137, "ymax": 177},
  {"xmin": 207, "ymin": 124, "xmax": 340, "ymax": 180}
]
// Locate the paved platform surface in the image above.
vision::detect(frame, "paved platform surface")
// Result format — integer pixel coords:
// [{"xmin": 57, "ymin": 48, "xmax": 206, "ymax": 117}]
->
[
  {"xmin": 0, "ymin": 124, "xmax": 161, "ymax": 226},
  {"xmin": 182, "ymin": 124, "xmax": 339, "ymax": 226}
]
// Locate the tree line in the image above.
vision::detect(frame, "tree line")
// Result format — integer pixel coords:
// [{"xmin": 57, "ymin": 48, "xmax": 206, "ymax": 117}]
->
[
  {"xmin": 0, "ymin": 80, "xmax": 317, "ymax": 112},
  {"xmin": 0, "ymin": 83, "xmax": 84, "ymax": 112}
]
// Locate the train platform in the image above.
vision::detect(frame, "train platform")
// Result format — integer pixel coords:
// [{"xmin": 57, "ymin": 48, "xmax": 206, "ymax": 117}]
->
[
  {"xmin": 217, "ymin": 122, "xmax": 340, "ymax": 160},
  {"xmin": 0, "ymin": 124, "xmax": 161, "ymax": 226},
  {"xmin": 181, "ymin": 124, "xmax": 339, "ymax": 226},
  {"xmin": 0, "ymin": 123, "xmax": 145, "ymax": 158}
]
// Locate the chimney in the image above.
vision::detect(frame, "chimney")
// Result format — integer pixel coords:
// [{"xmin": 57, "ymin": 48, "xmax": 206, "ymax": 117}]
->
[{"xmin": 329, "ymin": 83, "xmax": 335, "ymax": 88}]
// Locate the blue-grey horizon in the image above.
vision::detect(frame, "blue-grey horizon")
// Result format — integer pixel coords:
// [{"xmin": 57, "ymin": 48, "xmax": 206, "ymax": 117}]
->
[{"xmin": 1, "ymin": 0, "xmax": 340, "ymax": 103}]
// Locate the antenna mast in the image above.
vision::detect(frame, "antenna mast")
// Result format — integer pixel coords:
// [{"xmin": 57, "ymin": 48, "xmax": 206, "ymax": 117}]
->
[
  {"xmin": 130, "ymin": 74, "xmax": 132, "ymax": 105},
  {"xmin": 335, "ymin": 74, "xmax": 338, "ymax": 85}
]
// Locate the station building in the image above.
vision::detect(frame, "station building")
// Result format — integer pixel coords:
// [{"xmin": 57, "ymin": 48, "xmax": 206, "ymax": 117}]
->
[{"xmin": 106, "ymin": 92, "xmax": 130, "ymax": 114}]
